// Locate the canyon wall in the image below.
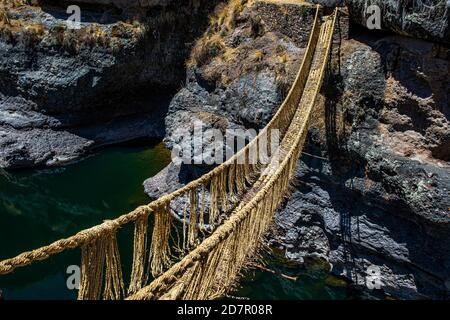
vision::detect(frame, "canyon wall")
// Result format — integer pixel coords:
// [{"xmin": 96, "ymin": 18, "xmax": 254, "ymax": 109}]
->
[{"xmin": 0, "ymin": 0, "xmax": 220, "ymax": 168}]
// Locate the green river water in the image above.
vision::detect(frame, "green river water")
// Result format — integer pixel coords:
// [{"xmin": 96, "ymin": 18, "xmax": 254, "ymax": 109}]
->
[{"xmin": 0, "ymin": 141, "xmax": 353, "ymax": 300}]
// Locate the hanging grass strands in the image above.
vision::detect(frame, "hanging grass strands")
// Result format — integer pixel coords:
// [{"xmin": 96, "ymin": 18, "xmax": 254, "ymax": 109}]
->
[
  {"xmin": 149, "ymin": 202, "xmax": 173, "ymax": 277},
  {"xmin": 235, "ymin": 162, "xmax": 246, "ymax": 195},
  {"xmin": 227, "ymin": 161, "xmax": 236, "ymax": 200},
  {"xmin": 103, "ymin": 231, "xmax": 125, "ymax": 300},
  {"xmin": 243, "ymin": 147, "xmax": 252, "ymax": 184},
  {"xmin": 182, "ymin": 193, "xmax": 188, "ymax": 250},
  {"xmin": 191, "ymin": 238, "xmax": 227, "ymax": 300},
  {"xmin": 188, "ymin": 189, "xmax": 199, "ymax": 246},
  {"xmin": 128, "ymin": 208, "xmax": 150, "ymax": 295},
  {"xmin": 171, "ymin": 216, "xmax": 184, "ymax": 255},
  {"xmin": 180, "ymin": 260, "xmax": 204, "ymax": 300},
  {"xmin": 209, "ymin": 174, "xmax": 219, "ymax": 225},
  {"xmin": 78, "ymin": 237, "xmax": 107, "ymax": 300},
  {"xmin": 219, "ymin": 168, "xmax": 229, "ymax": 213},
  {"xmin": 199, "ymin": 185, "xmax": 206, "ymax": 228}
]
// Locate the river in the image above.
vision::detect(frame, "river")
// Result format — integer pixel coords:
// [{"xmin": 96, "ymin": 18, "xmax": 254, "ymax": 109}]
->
[{"xmin": 0, "ymin": 141, "xmax": 355, "ymax": 300}]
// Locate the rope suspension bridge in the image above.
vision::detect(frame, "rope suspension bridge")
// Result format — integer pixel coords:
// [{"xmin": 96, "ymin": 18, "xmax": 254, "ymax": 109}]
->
[{"xmin": 0, "ymin": 6, "xmax": 338, "ymax": 300}]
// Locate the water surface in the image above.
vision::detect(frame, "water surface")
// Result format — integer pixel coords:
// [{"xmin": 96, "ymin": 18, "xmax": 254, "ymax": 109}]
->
[
  {"xmin": 0, "ymin": 141, "xmax": 170, "ymax": 299},
  {"xmin": 0, "ymin": 141, "xmax": 355, "ymax": 300}
]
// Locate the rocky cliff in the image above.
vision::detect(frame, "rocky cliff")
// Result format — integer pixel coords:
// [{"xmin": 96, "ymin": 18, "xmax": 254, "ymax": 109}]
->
[
  {"xmin": 313, "ymin": 0, "xmax": 450, "ymax": 44},
  {"xmin": 274, "ymin": 31, "xmax": 450, "ymax": 299},
  {"xmin": 145, "ymin": 0, "xmax": 450, "ymax": 299},
  {"xmin": 145, "ymin": 0, "xmax": 320, "ymax": 196},
  {"xmin": 0, "ymin": 0, "xmax": 220, "ymax": 168},
  {"xmin": 347, "ymin": 0, "xmax": 449, "ymax": 45}
]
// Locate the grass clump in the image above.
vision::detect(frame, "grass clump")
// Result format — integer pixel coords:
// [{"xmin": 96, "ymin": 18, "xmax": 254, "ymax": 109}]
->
[
  {"xmin": 0, "ymin": 0, "xmax": 46, "ymax": 47},
  {"xmin": 188, "ymin": 0, "xmax": 253, "ymax": 67},
  {"xmin": 210, "ymin": 0, "xmax": 247, "ymax": 34},
  {"xmin": 189, "ymin": 33, "xmax": 226, "ymax": 67},
  {"xmin": 0, "ymin": 0, "xmax": 146, "ymax": 52},
  {"xmin": 0, "ymin": 8, "xmax": 45, "ymax": 47},
  {"xmin": 72, "ymin": 21, "xmax": 145, "ymax": 52},
  {"xmin": 1, "ymin": 8, "xmax": 144, "ymax": 52},
  {"xmin": 252, "ymin": 49, "xmax": 264, "ymax": 62}
]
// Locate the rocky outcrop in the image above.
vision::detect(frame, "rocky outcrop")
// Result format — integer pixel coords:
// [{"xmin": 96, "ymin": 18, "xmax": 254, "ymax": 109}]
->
[
  {"xmin": 145, "ymin": 0, "xmax": 318, "ymax": 193},
  {"xmin": 273, "ymin": 30, "xmax": 450, "ymax": 299},
  {"xmin": 3, "ymin": 0, "xmax": 448, "ymax": 300},
  {"xmin": 163, "ymin": 1, "xmax": 317, "ymax": 144},
  {"xmin": 145, "ymin": 1, "xmax": 449, "ymax": 299},
  {"xmin": 70, "ymin": 0, "xmax": 173, "ymax": 9},
  {"xmin": 51, "ymin": 0, "xmax": 175, "ymax": 17},
  {"xmin": 0, "ymin": 0, "xmax": 221, "ymax": 168},
  {"xmin": 313, "ymin": 0, "xmax": 450, "ymax": 45},
  {"xmin": 346, "ymin": 0, "xmax": 449, "ymax": 45}
]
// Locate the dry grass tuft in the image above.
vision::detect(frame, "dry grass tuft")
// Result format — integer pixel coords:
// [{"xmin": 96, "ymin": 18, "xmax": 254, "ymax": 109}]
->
[
  {"xmin": 279, "ymin": 4, "xmax": 289, "ymax": 17},
  {"xmin": 187, "ymin": 0, "xmax": 298, "ymax": 94},
  {"xmin": 209, "ymin": 0, "xmax": 247, "ymax": 34},
  {"xmin": 0, "ymin": 1, "xmax": 45, "ymax": 47},
  {"xmin": 111, "ymin": 21, "xmax": 145, "ymax": 40},
  {"xmin": 189, "ymin": 33, "xmax": 226, "ymax": 67},
  {"xmin": 0, "ymin": 0, "xmax": 146, "ymax": 53},
  {"xmin": 188, "ymin": 0, "xmax": 254, "ymax": 67},
  {"xmin": 0, "ymin": 0, "xmax": 26, "ymax": 8},
  {"xmin": 0, "ymin": 0, "xmax": 45, "ymax": 47},
  {"xmin": 252, "ymin": 49, "xmax": 264, "ymax": 62}
]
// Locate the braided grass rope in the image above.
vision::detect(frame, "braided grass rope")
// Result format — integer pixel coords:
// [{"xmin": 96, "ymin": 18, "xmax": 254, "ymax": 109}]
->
[{"xmin": 0, "ymin": 6, "xmax": 339, "ymax": 300}]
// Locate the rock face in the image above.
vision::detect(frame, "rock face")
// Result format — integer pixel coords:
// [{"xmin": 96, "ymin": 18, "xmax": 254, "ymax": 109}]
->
[
  {"xmin": 163, "ymin": 1, "xmax": 317, "ymax": 145},
  {"xmin": 273, "ymin": 29, "xmax": 450, "ymax": 299},
  {"xmin": 145, "ymin": 1, "xmax": 317, "ymax": 193},
  {"xmin": 0, "ymin": 0, "xmax": 220, "ymax": 168},
  {"xmin": 312, "ymin": 0, "xmax": 449, "ymax": 44},
  {"xmin": 69, "ymin": 0, "xmax": 175, "ymax": 17},
  {"xmin": 347, "ymin": 0, "xmax": 449, "ymax": 45},
  {"xmin": 145, "ymin": 1, "xmax": 449, "ymax": 299}
]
